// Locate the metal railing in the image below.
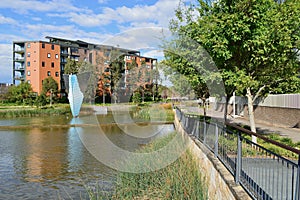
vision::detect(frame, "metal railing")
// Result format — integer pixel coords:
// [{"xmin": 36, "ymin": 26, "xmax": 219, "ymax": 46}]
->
[{"xmin": 175, "ymin": 107, "xmax": 300, "ymax": 200}]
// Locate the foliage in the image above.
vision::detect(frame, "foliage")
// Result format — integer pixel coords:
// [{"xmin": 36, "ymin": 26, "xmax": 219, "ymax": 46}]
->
[
  {"xmin": 35, "ymin": 94, "xmax": 47, "ymax": 108},
  {"xmin": 111, "ymin": 132, "xmax": 207, "ymax": 200},
  {"xmin": 64, "ymin": 58, "xmax": 80, "ymax": 74},
  {"xmin": 42, "ymin": 77, "xmax": 58, "ymax": 95},
  {"xmin": 169, "ymin": 0, "xmax": 300, "ymax": 132},
  {"xmin": 133, "ymin": 103, "xmax": 175, "ymax": 122},
  {"xmin": 131, "ymin": 92, "xmax": 142, "ymax": 103},
  {"xmin": 0, "ymin": 104, "xmax": 71, "ymax": 118},
  {"xmin": 6, "ymin": 82, "xmax": 35, "ymax": 105}
]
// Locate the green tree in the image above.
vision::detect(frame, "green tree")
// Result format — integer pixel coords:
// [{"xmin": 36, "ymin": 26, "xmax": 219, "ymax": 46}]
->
[
  {"xmin": 169, "ymin": 0, "xmax": 300, "ymax": 141},
  {"xmin": 64, "ymin": 58, "xmax": 81, "ymax": 74},
  {"xmin": 6, "ymin": 82, "xmax": 34, "ymax": 105},
  {"xmin": 109, "ymin": 50, "xmax": 126, "ymax": 103},
  {"xmin": 41, "ymin": 77, "xmax": 58, "ymax": 105}
]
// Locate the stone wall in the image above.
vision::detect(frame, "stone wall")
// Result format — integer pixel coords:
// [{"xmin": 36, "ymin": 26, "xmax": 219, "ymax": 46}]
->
[{"xmin": 174, "ymin": 115, "xmax": 251, "ymax": 200}]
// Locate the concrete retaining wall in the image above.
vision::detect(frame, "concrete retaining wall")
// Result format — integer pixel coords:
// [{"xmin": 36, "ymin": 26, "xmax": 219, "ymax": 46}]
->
[
  {"xmin": 215, "ymin": 102, "xmax": 300, "ymax": 128},
  {"xmin": 174, "ymin": 114, "xmax": 251, "ymax": 200}
]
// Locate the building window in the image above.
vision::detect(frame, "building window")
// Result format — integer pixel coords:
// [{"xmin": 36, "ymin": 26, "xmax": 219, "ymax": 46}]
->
[
  {"xmin": 51, "ymin": 44, "xmax": 55, "ymax": 50},
  {"xmin": 27, "ymin": 43, "xmax": 30, "ymax": 48},
  {"xmin": 47, "ymin": 71, "xmax": 51, "ymax": 76},
  {"xmin": 55, "ymin": 54, "xmax": 59, "ymax": 59},
  {"xmin": 27, "ymin": 52, "xmax": 30, "ymax": 57},
  {"xmin": 27, "ymin": 80, "xmax": 31, "ymax": 84},
  {"xmin": 55, "ymin": 72, "xmax": 59, "ymax": 77},
  {"xmin": 42, "ymin": 43, "xmax": 45, "ymax": 48},
  {"xmin": 27, "ymin": 61, "xmax": 30, "ymax": 67},
  {"xmin": 47, "ymin": 53, "xmax": 51, "ymax": 58},
  {"xmin": 42, "ymin": 61, "xmax": 45, "ymax": 67},
  {"xmin": 27, "ymin": 71, "xmax": 31, "ymax": 76},
  {"xmin": 51, "ymin": 62, "xmax": 54, "ymax": 68}
]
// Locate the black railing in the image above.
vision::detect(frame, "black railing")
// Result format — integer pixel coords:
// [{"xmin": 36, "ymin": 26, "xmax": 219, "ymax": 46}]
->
[{"xmin": 175, "ymin": 107, "xmax": 300, "ymax": 200}]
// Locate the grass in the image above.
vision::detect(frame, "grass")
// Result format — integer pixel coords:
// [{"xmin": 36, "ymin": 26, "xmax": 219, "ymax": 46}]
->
[
  {"xmin": 87, "ymin": 132, "xmax": 207, "ymax": 200},
  {"xmin": 218, "ymin": 132, "xmax": 300, "ymax": 159},
  {"xmin": 0, "ymin": 104, "xmax": 71, "ymax": 118},
  {"xmin": 133, "ymin": 103, "xmax": 175, "ymax": 122}
]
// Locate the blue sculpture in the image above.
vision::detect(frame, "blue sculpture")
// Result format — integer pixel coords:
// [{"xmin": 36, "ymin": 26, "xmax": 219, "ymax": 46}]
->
[{"xmin": 68, "ymin": 74, "xmax": 84, "ymax": 117}]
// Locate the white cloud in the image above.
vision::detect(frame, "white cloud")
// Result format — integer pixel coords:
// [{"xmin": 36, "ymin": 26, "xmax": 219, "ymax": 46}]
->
[
  {"xmin": 0, "ymin": 0, "xmax": 81, "ymax": 13},
  {"xmin": 98, "ymin": 0, "xmax": 108, "ymax": 4},
  {"xmin": 0, "ymin": 15, "xmax": 16, "ymax": 25},
  {"xmin": 0, "ymin": 44, "xmax": 13, "ymax": 83},
  {"xmin": 102, "ymin": 27, "xmax": 171, "ymax": 52},
  {"xmin": 65, "ymin": 0, "xmax": 180, "ymax": 28}
]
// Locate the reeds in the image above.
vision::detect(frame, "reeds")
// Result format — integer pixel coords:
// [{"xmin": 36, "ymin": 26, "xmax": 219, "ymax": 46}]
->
[{"xmin": 89, "ymin": 132, "xmax": 208, "ymax": 200}]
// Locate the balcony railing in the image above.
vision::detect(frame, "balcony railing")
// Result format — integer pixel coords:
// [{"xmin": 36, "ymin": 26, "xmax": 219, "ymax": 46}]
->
[
  {"xmin": 14, "ymin": 66, "xmax": 25, "ymax": 71},
  {"xmin": 14, "ymin": 48, "xmax": 25, "ymax": 52},
  {"xmin": 14, "ymin": 75, "xmax": 25, "ymax": 80},
  {"xmin": 14, "ymin": 57, "xmax": 25, "ymax": 62}
]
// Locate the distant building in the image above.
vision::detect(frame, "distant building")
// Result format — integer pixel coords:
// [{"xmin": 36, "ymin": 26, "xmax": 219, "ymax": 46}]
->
[
  {"xmin": 13, "ymin": 36, "xmax": 157, "ymax": 100},
  {"xmin": 0, "ymin": 83, "xmax": 12, "ymax": 100}
]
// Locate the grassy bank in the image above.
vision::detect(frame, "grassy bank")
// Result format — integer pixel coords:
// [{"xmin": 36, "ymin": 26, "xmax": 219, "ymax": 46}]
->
[
  {"xmin": 0, "ymin": 104, "xmax": 71, "ymax": 118},
  {"xmin": 133, "ymin": 103, "xmax": 175, "ymax": 122},
  {"xmin": 88, "ymin": 132, "xmax": 207, "ymax": 200}
]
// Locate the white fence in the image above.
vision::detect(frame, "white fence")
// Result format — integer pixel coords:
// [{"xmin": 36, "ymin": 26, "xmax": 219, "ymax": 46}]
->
[
  {"xmin": 257, "ymin": 94, "xmax": 300, "ymax": 109},
  {"xmin": 216, "ymin": 94, "xmax": 300, "ymax": 109}
]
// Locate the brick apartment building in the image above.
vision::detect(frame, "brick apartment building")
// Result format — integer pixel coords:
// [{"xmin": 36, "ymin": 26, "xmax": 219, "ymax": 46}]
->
[{"xmin": 13, "ymin": 36, "xmax": 157, "ymax": 100}]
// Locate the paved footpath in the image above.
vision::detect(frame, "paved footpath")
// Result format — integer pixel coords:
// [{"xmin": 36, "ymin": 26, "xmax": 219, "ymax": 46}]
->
[{"xmin": 183, "ymin": 106, "xmax": 300, "ymax": 143}]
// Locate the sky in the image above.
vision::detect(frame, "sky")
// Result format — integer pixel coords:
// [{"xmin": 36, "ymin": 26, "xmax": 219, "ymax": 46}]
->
[{"xmin": 0, "ymin": 0, "xmax": 187, "ymax": 84}]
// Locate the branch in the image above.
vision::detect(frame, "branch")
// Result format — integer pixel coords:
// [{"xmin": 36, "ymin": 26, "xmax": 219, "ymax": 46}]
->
[{"xmin": 253, "ymin": 85, "xmax": 266, "ymax": 102}]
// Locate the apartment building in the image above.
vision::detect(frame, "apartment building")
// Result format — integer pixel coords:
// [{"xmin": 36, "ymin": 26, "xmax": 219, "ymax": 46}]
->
[{"xmin": 13, "ymin": 36, "xmax": 157, "ymax": 99}]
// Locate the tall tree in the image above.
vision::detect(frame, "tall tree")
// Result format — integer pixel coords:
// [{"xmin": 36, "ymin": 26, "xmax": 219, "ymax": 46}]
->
[
  {"xmin": 6, "ymin": 82, "xmax": 34, "ymax": 104},
  {"xmin": 41, "ymin": 77, "xmax": 58, "ymax": 105},
  {"xmin": 169, "ymin": 0, "xmax": 300, "ymax": 142}
]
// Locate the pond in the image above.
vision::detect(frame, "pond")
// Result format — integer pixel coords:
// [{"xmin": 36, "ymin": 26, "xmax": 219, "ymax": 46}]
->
[{"xmin": 0, "ymin": 111, "xmax": 174, "ymax": 199}]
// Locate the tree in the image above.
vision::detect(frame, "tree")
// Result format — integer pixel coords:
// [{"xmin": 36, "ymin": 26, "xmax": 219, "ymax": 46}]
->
[
  {"xmin": 64, "ymin": 58, "xmax": 81, "ymax": 74},
  {"xmin": 109, "ymin": 50, "xmax": 126, "ymax": 103},
  {"xmin": 41, "ymin": 77, "xmax": 58, "ymax": 105},
  {"xmin": 6, "ymin": 82, "xmax": 34, "ymax": 104},
  {"xmin": 170, "ymin": 0, "xmax": 300, "ymax": 142}
]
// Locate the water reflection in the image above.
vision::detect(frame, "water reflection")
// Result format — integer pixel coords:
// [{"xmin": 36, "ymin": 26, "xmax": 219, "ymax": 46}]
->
[{"xmin": 0, "ymin": 113, "xmax": 174, "ymax": 199}]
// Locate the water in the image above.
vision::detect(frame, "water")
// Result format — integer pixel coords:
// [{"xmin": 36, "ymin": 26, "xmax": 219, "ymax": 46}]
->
[{"xmin": 0, "ymin": 112, "xmax": 174, "ymax": 199}]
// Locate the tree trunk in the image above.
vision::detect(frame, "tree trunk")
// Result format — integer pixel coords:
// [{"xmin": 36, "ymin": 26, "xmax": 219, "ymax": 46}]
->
[
  {"xmin": 246, "ymin": 87, "xmax": 257, "ymax": 144},
  {"xmin": 201, "ymin": 97, "xmax": 207, "ymax": 116},
  {"xmin": 224, "ymin": 95, "xmax": 230, "ymax": 122}
]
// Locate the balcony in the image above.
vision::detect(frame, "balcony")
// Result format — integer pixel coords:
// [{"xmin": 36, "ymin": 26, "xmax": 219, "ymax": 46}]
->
[
  {"xmin": 60, "ymin": 50, "xmax": 69, "ymax": 56},
  {"xmin": 14, "ymin": 75, "xmax": 25, "ymax": 80},
  {"xmin": 14, "ymin": 48, "xmax": 25, "ymax": 53},
  {"xmin": 14, "ymin": 57, "xmax": 25, "ymax": 62},
  {"xmin": 14, "ymin": 66, "xmax": 25, "ymax": 71}
]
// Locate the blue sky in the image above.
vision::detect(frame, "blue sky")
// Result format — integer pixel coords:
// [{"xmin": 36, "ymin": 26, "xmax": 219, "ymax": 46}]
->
[{"xmin": 0, "ymin": 0, "xmax": 186, "ymax": 83}]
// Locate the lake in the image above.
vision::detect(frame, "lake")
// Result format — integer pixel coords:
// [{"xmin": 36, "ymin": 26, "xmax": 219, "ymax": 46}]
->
[{"xmin": 0, "ymin": 111, "xmax": 174, "ymax": 199}]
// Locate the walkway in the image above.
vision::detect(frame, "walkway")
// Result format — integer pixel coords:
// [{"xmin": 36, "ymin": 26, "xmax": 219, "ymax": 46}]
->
[{"xmin": 182, "ymin": 106, "xmax": 300, "ymax": 143}]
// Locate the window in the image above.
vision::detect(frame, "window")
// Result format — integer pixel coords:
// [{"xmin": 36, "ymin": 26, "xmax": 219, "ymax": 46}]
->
[
  {"xmin": 27, "ymin": 71, "xmax": 30, "ymax": 76},
  {"xmin": 55, "ymin": 54, "xmax": 59, "ymax": 59},
  {"xmin": 27, "ymin": 61, "xmax": 30, "ymax": 67},
  {"xmin": 55, "ymin": 72, "xmax": 59, "ymax": 77},
  {"xmin": 51, "ymin": 62, "xmax": 54, "ymax": 68},
  {"xmin": 27, "ymin": 43, "xmax": 30, "ymax": 48},
  {"xmin": 42, "ymin": 61, "xmax": 45, "ymax": 67},
  {"xmin": 42, "ymin": 43, "xmax": 45, "ymax": 48},
  {"xmin": 51, "ymin": 44, "xmax": 55, "ymax": 50},
  {"xmin": 27, "ymin": 80, "xmax": 31, "ymax": 84},
  {"xmin": 47, "ymin": 53, "xmax": 51, "ymax": 58},
  {"xmin": 47, "ymin": 71, "xmax": 51, "ymax": 76},
  {"xmin": 27, "ymin": 52, "xmax": 30, "ymax": 57}
]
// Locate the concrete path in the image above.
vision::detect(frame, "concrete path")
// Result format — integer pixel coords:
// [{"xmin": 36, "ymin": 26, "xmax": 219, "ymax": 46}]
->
[{"xmin": 183, "ymin": 106, "xmax": 300, "ymax": 143}]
